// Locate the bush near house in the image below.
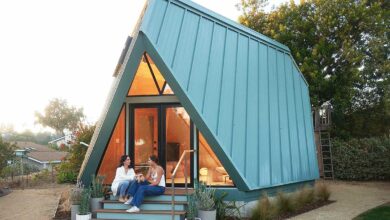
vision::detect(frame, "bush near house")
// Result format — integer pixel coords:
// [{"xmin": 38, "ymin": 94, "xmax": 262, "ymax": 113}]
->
[
  {"xmin": 251, "ymin": 183, "xmax": 331, "ymax": 220},
  {"xmin": 332, "ymin": 136, "xmax": 390, "ymax": 180},
  {"xmin": 56, "ymin": 124, "xmax": 95, "ymax": 183}
]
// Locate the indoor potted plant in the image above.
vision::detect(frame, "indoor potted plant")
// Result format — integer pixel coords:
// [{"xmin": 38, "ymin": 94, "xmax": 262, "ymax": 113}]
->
[
  {"xmin": 195, "ymin": 182, "xmax": 216, "ymax": 220},
  {"xmin": 70, "ymin": 181, "xmax": 83, "ymax": 220},
  {"xmin": 76, "ymin": 188, "xmax": 91, "ymax": 220},
  {"xmin": 89, "ymin": 175, "xmax": 105, "ymax": 216}
]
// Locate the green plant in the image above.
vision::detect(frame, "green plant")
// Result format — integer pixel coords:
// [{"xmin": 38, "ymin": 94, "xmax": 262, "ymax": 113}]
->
[
  {"xmin": 194, "ymin": 181, "xmax": 215, "ymax": 211},
  {"xmin": 90, "ymin": 174, "xmax": 105, "ymax": 198},
  {"xmin": 186, "ymin": 194, "xmax": 197, "ymax": 220},
  {"xmin": 70, "ymin": 181, "xmax": 84, "ymax": 205},
  {"xmin": 214, "ymin": 192, "xmax": 243, "ymax": 220},
  {"xmin": 296, "ymin": 186, "xmax": 315, "ymax": 208},
  {"xmin": 251, "ymin": 193, "xmax": 274, "ymax": 220},
  {"xmin": 332, "ymin": 137, "xmax": 390, "ymax": 180},
  {"xmin": 275, "ymin": 191, "xmax": 295, "ymax": 214},
  {"xmin": 57, "ymin": 171, "xmax": 77, "ymax": 184},
  {"xmin": 78, "ymin": 188, "xmax": 90, "ymax": 215},
  {"xmin": 314, "ymin": 182, "xmax": 331, "ymax": 202}
]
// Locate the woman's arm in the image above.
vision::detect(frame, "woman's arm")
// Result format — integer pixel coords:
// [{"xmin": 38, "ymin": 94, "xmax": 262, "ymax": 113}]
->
[
  {"xmin": 149, "ymin": 167, "xmax": 163, "ymax": 186},
  {"xmin": 145, "ymin": 167, "xmax": 152, "ymax": 181},
  {"xmin": 128, "ymin": 168, "xmax": 136, "ymax": 181}
]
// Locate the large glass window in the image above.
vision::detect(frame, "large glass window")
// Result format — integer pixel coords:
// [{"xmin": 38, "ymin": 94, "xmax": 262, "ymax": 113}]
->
[
  {"xmin": 165, "ymin": 107, "xmax": 191, "ymax": 185},
  {"xmin": 198, "ymin": 132, "xmax": 234, "ymax": 186},
  {"xmin": 98, "ymin": 106, "xmax": 126, "ymax": 184},
  {"xmin": 128, "ymin": 53, "xmax": 174, "ymax": 96}
]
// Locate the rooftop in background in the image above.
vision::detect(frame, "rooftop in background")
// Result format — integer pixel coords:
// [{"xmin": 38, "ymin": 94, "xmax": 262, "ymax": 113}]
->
[
  {"xmin": 14, "ymin": 141, "xmax": 68, "ymax": 163},
  {"xmin": 15, "ymin": 141, "xmax": 55, "ymax": 152}
]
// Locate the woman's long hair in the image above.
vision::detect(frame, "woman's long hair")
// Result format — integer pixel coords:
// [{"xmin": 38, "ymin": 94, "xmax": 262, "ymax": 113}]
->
[
  {"xmin": 118, "ymin": 155, "xmax": 131, "ymax": 168},
  {"xmin": 149, "ymin": 155, "xmax": 159, "ymax": 165}
]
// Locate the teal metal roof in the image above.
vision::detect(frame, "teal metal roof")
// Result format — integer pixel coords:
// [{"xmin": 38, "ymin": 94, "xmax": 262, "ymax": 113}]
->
[{"xmin": 79, "ymin": 0, "xmax": 319, "ymax": 191}]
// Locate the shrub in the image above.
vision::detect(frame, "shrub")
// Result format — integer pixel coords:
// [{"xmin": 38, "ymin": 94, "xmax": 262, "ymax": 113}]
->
[
  {"xmin": 194, "ymin": 181, "xmax": 215, "ymax": 211},
  {"xmin": 296, "ymin": 186, "xmax": 315, "ymax": 207},
  {"xmin": 57, "ymin": 170, "xmax": 77, "ymax": 184},
  {"xmin": 78, "ymin": 188, "xmax": 90, "ymax": 215},
  {"xmin": 275, "ymin": 191, "xmax": 295, "ymax": 214},
  {"xmin": 31, "ymin": 169, "xmax": 51, "ymax": 182},
  {"xmin": 90, "ymin": 174, "xmax": 105, "ymax": 198},
  {"xmin": 251, "ymin": 184, "xmax": 331, "ymax": 219},
  {"xmin": 70, "ymin": 182, "xmax": 84, "ymax": 205},
  {"xmin": 251, "ymin": 193, "xmax": 274, "ymax": 220},
  {"xmin": 332, "ymin": 137, "xmax": 390, "ymax": 180},
  {"xmin": 214, "ymin": 191, "xmax": 243, "ymax": 220},
  {"xmin": 314, "ymin": 182, "xmax": 331, "ymax": 202},
  {"xmin": 186, "ymin": 194, "xmax": 197, "ymax": 220}
]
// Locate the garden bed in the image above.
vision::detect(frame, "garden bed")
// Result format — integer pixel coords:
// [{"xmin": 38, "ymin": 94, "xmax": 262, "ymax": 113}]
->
[
  {"xmin": 0, "ymin": 187, "xmax": 11, "ymax": 197},
  {"xmin": 52, "ymin": 189, "xmax": 71, "ymax": 220},
  {"xmin": 278, "ymin": 199, "xmax": 335, "ymax": 219}
]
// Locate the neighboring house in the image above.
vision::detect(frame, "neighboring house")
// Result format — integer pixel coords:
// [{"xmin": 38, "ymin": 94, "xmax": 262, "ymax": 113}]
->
[
  {"xmin": 78, "ymin": 0, "xmax": 319, "ymax": 218},
  {"xmin": 15, "ymin": 141, "xmax": 68, "ymax": 171},
  {"xmin": 48, "ymin": 133, "xmax": 76, "ymax": 149}
]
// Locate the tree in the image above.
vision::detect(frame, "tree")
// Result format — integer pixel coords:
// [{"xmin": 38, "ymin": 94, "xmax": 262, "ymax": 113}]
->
[
  {"xmin": 56, "ymin": 124, "xmax": 95, "ymax": 183},
  {"xmin": 0, "ymin": 137, "xmax": 15, "ymax": 171},
  {"xmin": 35, "ymin": 98, "xmax": 85, "ymax": 136},
  {"xmin": 238, "ymin": 0, "xmax": 389, "ymax": 137}
]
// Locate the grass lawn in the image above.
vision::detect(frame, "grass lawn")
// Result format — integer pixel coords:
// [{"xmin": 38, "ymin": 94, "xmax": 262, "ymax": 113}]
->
[{"xmin": 353, "ymin": 202, "xmax": 390, "ymax": 220}]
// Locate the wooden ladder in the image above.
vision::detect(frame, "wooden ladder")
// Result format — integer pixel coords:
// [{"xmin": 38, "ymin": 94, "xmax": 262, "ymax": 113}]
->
[{"xmin": 320, "ymin": 131, "xmax": 334, "ymax": 180}]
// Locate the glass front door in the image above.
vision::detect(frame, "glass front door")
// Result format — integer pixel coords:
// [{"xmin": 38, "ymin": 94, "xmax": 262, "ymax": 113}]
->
[
  {"xmin": 132, "ymin": 107, "xmax": 159, "ymax": 174},
  {"xmin": 130, "ymin": 104, "xmax": 193, "ymax": 187}
]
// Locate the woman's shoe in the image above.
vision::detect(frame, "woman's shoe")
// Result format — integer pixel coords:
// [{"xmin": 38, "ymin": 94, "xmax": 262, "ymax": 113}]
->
[
  {"xmin": 124, "ymin": 196, "xmax": 133, "ymax": 205},
  {"xmin": 118, "ymin": 196, "xmax": 126, "ymax": 202},
  {"xmin": 126, "ymin": 206, "xmax": 140, "ymax": 213}
]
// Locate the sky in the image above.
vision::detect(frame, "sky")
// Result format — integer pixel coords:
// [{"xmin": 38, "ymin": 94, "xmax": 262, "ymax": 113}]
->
[{"xmin": 0, "ymin": 0, "xmax": 294, "ymax": 133}]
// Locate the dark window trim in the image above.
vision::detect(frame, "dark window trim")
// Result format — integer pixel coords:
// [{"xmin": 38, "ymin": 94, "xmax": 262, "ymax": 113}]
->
[
  {"xmin": 128, "ymin": 103, "xmax": 194, "ymax": 188},
  {"xmin": 143, "ymin": 52, "xmax": 162, "ymax": 94}
]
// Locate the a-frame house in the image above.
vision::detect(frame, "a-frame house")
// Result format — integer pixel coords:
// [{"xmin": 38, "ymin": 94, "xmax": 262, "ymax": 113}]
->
[{"xmin": 79, "ymin": 0, "xmax": 319, "ymax": 218}]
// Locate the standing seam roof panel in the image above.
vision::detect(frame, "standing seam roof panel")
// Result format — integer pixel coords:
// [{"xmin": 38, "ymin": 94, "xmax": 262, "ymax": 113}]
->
[{"xmin": 140, "ymin": 0, "xmax": 319, "ymax": 190}]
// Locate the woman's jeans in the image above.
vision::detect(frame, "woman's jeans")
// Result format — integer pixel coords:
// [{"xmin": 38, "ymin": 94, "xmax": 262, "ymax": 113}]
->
[
  {"xmin": 128, "ymin": 181, "xmax": 165, "ymax": 207},
  {"xmin": 116, "ymin": 180, "xmax": 136, "ymax": 197}
]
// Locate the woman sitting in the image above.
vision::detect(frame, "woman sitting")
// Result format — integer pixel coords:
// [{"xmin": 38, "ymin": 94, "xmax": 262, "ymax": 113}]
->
[
  {"xmin": 125, "ymin": 155, "xmax": 165, "ymax": 213},
  {"xmin": 111, "ymin": 155, "xmax": 136, "ymax": 202}
]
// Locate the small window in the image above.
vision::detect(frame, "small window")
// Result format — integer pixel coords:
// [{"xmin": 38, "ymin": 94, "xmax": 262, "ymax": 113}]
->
[{"xmin": 128, "ymin": 52, "xmax": 175, "ymax": 96}]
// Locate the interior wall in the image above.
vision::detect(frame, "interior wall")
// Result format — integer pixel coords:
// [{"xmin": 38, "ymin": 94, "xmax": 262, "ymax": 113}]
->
[
  {"xmin": 97, "ymin": 106, "xmax": 126, "ymax": 184},
  {"xmin": 165, "ymin": 107, "xmax": 191, "ymax": 180}
]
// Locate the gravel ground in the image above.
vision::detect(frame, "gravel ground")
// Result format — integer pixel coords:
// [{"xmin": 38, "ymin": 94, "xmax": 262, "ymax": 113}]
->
[
  {"xmin": 0, "ymin": 184, "xmax": 70, "ymax": 220},
  {"xmin": 289, "ymin": 181, "xmax": 390, "ymax": 220}
]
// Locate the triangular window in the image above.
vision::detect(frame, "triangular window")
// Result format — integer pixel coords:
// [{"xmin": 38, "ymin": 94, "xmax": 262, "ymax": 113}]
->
[{"xmin": 128, "ymin": 52, "xmax": 174, "ymax": 96}]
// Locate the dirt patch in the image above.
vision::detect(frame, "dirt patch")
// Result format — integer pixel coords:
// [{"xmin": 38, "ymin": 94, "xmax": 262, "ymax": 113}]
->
[{"xmin": 0, "ymin": 184, "xmax": 71, "ymax": 220}]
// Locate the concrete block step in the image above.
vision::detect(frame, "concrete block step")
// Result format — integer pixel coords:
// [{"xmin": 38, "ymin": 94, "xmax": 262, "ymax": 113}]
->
[
  {"xmin": 102, "ymin": 200, "xmax": 187, "ymax": 211},
  {"xmin": 96, "ymin": 209, "xmax": 185, "ymax": 220}
]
